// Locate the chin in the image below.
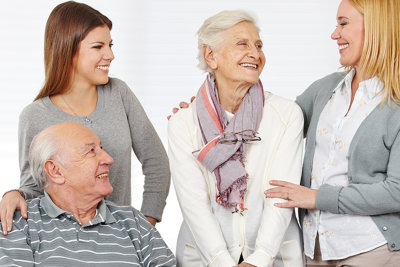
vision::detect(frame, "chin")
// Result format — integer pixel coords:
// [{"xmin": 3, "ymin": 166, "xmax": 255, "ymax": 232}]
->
[{"xmin": 96, "ymin": 76, "xmax": 110, "ymax": 85}]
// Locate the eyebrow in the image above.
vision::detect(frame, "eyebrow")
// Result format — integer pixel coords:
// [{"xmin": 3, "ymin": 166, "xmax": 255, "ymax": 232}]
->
[
  {"xmin": 235, "ymin": 38, "xmax": 263, "ymax": 43},
  {"xmin": 89, "ymin": 39, "xmax": 113, "ymax": 45},
  {"xmin": 337, "ymin": 16, "xmax": 350, "ymax": 20}
]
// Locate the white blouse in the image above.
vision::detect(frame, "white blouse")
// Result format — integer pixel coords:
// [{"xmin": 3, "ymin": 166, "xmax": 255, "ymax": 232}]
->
[{"xmin": 303, "ymin": 69, "xmax": 387, "ymax": 260}]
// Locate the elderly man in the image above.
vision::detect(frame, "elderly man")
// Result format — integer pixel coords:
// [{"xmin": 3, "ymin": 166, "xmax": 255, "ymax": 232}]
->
[{"xmin": 0, "ymin": 122, "xmax": 176, "ymax": 266}]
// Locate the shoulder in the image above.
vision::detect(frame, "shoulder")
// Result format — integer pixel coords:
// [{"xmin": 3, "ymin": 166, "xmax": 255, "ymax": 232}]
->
[
  {"xmin": 18, "ymin": 99, "xmax": 52, "ymax": 138},
  {"xmin": 381, "ymin": 102, "xmax": 400, "ymax": 134},
  {"xmin": 304, "ymin": 72, "xmax": 346, "ymax": 96},
  {"xmin": 264, "ymin": 93, "xmax": 303, "ymax": 125},
  {"xmin": 19, "ymin": 99, "xmax": 48, "ymax": 121},
  {"xmin": 105, "ymin": 201, "xmax": 153, "ymax": 232},
  {"xmin": 8, "ymin": 198, "xmax": 41, "ymax": 233},
  {"xmin": 105, "ymin": 201, "xmax": 147, "ymax": 223},
  {"xmin": 168, "ymin": 101, "xmax": 197, "ymax": 131},
  {"xmin": 310, "ymin": 72, "xmax": 346, "ymax": 88},
  {"xmin": 101, "ymin": 77, "xmax": 141, "ymax": 106},
  {"xmin": 107, "ymin": 77, "xmax": 129, "ymax": 88},
  {"xmin": 101, "ymin": 77, "xmax": 131, "ymax": 95}
]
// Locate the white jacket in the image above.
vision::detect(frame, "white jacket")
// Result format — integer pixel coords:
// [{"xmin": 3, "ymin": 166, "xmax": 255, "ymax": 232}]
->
[{"xmin": 168, "ymin": 93, "xmax": 304, "ymax": 267}]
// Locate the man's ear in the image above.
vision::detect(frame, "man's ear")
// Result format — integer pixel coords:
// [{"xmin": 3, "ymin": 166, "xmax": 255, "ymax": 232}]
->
[
  {"xmin": 203, "ymin": 45, "xmax": 218, "ymax": 70},
  {"xmin": 44, "ymin": 160, "xmax": 65, "ymax": 185}
]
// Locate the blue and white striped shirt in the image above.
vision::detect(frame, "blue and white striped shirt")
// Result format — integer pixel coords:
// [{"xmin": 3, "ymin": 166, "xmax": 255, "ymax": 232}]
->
[{"xmin": 0, "ymin": 192, "xmax": 176, "ymax": 266}]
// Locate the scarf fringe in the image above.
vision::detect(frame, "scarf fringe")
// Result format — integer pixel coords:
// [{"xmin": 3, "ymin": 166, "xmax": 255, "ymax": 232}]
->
[{"xmin": 216, "ymin": 174, "xmax": 248, "ymax": 213}]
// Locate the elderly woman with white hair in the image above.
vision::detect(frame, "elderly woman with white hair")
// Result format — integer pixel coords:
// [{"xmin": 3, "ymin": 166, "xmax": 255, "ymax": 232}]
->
[{"xmin": 168, "ymin": 10, "xmax": 304, "ymax": 267}]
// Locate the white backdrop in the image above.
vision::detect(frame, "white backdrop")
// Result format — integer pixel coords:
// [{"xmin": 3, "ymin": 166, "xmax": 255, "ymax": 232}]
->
[{"xmin": 0, "ymin": 0, "xmax": 341, "ymax": 251}]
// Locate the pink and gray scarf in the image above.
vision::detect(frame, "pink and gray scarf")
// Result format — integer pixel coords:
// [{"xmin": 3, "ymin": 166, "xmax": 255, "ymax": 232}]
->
[{"xmin": 193, "ymin": 73, "xmax": 264, "ymax": 212}]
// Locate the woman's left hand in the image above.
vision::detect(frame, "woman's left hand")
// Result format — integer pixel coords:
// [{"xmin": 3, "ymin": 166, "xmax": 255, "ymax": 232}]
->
[
  {"xmin": 264, "ymin": 180, "xmax": 318, "ymax": 209},
  {"xmin": 235, "ymin": 262, "xmax": 256, "ymax": 267}
]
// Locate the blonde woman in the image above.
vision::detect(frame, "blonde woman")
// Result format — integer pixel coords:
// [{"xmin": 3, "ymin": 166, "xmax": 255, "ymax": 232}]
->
[{"xmin": 265, "ymin": 0, "xmax": 400, "ymax": 266}]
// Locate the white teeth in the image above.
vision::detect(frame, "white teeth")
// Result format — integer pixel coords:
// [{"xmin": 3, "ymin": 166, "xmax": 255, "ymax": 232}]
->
[
  {"xmin": 97, "ymin": 66, "xmax": 109, "ymax": 70},
  {"xmin": 240, "ymin": 63, "xmax": 257, "ymax": 69},
  {"xmin": 96, "ymin": 173, "xmax": 108, "ymax": 179},
  {"xmin": 339, "ymin": 44, "xmax": 349, "ymax": 50}
]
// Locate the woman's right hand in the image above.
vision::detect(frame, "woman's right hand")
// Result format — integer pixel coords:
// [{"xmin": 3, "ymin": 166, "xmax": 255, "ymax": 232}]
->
[
  {"xmin": 167, "ymin": 96, "xmax": 195, "ymax": 120},
  {"xmin": 0, "ymin": 190, "xmax": 27, "ymax": 235}
]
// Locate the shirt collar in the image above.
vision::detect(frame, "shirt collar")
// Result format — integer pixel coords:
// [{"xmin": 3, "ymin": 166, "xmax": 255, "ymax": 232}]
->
[
  {"xmin": 41, "ymin": 191, "xmax": 116, "ymax": 225},
  {"xmin": 333, "ymin": 69, "xmax": 384, "ymax": 100}
]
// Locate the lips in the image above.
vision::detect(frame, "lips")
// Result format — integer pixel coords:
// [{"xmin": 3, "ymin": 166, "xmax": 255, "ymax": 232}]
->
[
  {"xmin": 96, "ymin": 65, "xmax": 109, "ymax": 71},
  {"xmin": 96, "ymin": 173, "xmax": 108, "ymax": 179},
  {"xmin": 338, "ymin": 44, "xmax": 349, "ymax": 51},
  {"xmin": 240, "ymin": 63, "xmax": 258, "ymax": 69}
]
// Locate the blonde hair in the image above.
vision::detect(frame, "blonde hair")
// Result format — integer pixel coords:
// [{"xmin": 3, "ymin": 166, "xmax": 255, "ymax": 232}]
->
[{"xmin": 348, "ymin": 0, "xmax": 400, "ymax": 105}]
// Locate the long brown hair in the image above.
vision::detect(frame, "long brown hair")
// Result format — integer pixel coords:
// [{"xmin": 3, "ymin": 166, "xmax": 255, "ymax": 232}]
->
[{"xmin": 34, "ymin": 1, "xmax": 112, "ymax": 101}]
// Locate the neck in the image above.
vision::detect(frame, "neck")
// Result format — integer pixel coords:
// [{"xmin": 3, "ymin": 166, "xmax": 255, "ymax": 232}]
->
[
  {"xmin": 47, "ymin": 187, "xmax": 101, "ymax": 225},
  {"xmin": 346, "ymin": 68, "xmax": 364, "ymax": 114},
  {"xmin": 50, "ymin": 81, "xmax": 98, "ymax": 117},
  {"xmin": 215, "ymin": 77, "xmax": 252, "ymax": 114}
]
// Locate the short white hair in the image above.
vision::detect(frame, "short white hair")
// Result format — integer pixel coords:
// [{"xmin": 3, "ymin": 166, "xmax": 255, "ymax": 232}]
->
[
  {"xmin": 28, "ymin": 129, "xmax": 61, "ymax": 189},
  {"xmin": 197, "ymin": 10, "xmax": 259, "ymax": 73}
]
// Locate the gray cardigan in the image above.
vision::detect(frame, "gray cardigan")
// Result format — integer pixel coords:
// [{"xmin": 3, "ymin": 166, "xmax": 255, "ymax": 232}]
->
[
  {"xmin": 296, "ymin": 72, "xmax": 400, "ymax": 251},
  {"xmin": 18, "ymin": 78, "xmax": 170, "ymax": 221}
]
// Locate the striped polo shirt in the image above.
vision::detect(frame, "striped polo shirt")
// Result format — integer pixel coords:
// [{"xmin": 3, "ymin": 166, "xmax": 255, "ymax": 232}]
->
[{"xmin": 0, "ymin": 192, "xmax": 176, "ymax": 266}]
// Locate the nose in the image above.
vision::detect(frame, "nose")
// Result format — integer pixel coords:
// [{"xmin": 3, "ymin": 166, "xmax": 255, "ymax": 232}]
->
[
  {"xmin": 331, "ymin": 26, "xmax": 340, "ymax": 40},
  {"xmin": 249, "ymin": 45, "xmax": 261, "ymax": 60},
  {"xmin": 99, "ymin": 149, "xmax": 114, "ymax": 166},
  {"xmin": 104, "ymin": 46, "xmax": 115, "ymax": 61}
]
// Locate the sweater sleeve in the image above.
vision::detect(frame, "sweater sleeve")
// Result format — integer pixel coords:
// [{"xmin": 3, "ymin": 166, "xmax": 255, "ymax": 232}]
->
[
  {"xmin": 245, "ymin": 102, "xmax": 304, "ymax": 267},
  {"xmin": 168, "ymin": 107, "xmax": 236, "ymax": 266},
  {"xmin": 316, "ymin": 126, "xmax": 400, "ymax": 215},
  {"xmin": 18, "ymin": 106, "xmax": 43, "ymax": 199},
  {"xmin": 119, "ymin": 81, "xmax": 170, "ymax": 222}
]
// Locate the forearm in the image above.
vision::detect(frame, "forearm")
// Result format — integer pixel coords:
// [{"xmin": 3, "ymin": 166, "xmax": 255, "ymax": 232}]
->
[{"xmin": 316, "ymin": 180, "xmax": 400, "ymax": 215}]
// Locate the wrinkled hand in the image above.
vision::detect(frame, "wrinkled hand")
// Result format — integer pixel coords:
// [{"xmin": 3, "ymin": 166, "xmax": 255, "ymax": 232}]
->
[
  {"xmin": 167, "ymin": 96, "xmax": 195, "ymax": 120},
  {"xmin": 235, "ymin": 262, "xmax": 256, "ymax": 267},
  {"xmin": 264, "ymin": 180, "xmax": 317, "ymax": 209},
  {"xmin": 0, "ymin": 190, "xmax": 27, "ymax": 235},
  {"xmin": 146, "ymin": 216, "xmax": 157, "ymax": 226}
]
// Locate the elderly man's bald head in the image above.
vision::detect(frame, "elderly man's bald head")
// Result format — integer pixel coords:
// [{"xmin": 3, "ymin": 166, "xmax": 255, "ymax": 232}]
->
[{"xmin": 29, "ymin": 122, "xmax": 113, "ymax": 194}]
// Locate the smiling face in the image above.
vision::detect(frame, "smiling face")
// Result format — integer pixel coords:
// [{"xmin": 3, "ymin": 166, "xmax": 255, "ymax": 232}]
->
[
  {"xmin": 331, "ymin": 0, "xmax": 365, "ymax": 68},
  {"xmin": 71, "ymin": 25, "xmax": 114, "ymax": 88},
  {"xmin": 210, "ymin": 21, "xmax": 265, "ymax": 89},
  {"xmin": 56, "ymin": 123, "xmax": 114, "ymax": 200}
]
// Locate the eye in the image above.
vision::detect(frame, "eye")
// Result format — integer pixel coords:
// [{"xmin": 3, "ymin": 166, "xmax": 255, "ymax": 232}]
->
[
  {"xmin": 109, "ymin": 43, "xmax": 114, "ymax": 48},
  {"xmin": 237, "ymin": 41, "xmax": 247, "ymax": 46},
  {"xmin": 340, "ymin": 20, "xmax": 348, "ymax": 26},
  {"xmin": 256, "ymin": 43, "xmax": 263, "ymax": 50},
  {"xmin": 92, "ymin": 45, "xmax": 103, "ymax": 49}
]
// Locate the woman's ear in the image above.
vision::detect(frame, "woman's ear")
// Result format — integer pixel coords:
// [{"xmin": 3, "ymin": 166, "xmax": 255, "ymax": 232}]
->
[
  {"xmin": 203, "ymin": 45, "xmax": 218, "ymax": 70},
  {"xmin": 44, "ymin": 160, "xmax": 66, "ymax": 185}
]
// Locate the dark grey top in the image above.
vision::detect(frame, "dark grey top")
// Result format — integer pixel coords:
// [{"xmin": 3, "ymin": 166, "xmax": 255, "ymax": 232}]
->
[
  {"xmin": 296, "ymin": 72, "xmax": 400, "ymax": 251},
  {"xmin": 0, "ymin": 192, "xmax": 176, "ymax": 266},
  {"xmin": 18, "ymin": 78, "xmax": 170, "ymax": 221}
]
